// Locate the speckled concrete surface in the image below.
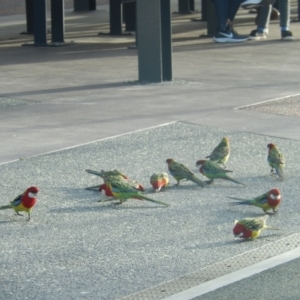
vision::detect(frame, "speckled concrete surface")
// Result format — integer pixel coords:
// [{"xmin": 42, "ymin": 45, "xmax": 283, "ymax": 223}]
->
[
  {"xmin": 240, "ymin": 94, "xmax": 300, "ymax": 117},
  {"xmin": 1, "ymin": 122, "xmax": 299, "ymax": 300},
  {"xmin": 197, "ymin": 257, "xmax": 300, "ymax": 300}
]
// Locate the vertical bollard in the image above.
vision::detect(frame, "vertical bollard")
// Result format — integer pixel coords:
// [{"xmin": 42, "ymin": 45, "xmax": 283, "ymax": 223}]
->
[
  {"xmin": 33, "ymin": 0, "xmax": 47, "ymax": 45},
  {"xmin": 136, "ymin": 0, "xmax": 162, "ymax": 82},
  {"xmin": 51, "ymin": 0, "xmax": 65, "ymax": 44}
]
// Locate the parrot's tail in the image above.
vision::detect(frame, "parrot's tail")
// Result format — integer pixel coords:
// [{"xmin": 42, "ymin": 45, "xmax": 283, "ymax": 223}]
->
[
  {"xmin": 85, "ymin": 185, "xmax": 101, "ymax": 191},
  {"xmin": 226, "ymin": 176, "xmax": 246, "ymax": 186},
  {"xmin": 0, "ymin": 204, "xmax": 12, "ymax": 210},
  {"xmin": 265, "ymin": 225, "xmax": 280, "ymax": 230},
  {"xmin": 227, "ymin": 197, "xmax": 252, "ymax": 206},
  {"xmin": 189, "ymin": 175, "xmax": 206, "ymax": 187},
  {"xmin": 275, "ymin": 165, "xmax": 284, "ymax": 179},
  {"xmin": 85, "ymin": 169, "xmax": 104, "ymax": 177},
  {"xmin": 140, "ymin": 195, "xmax": 170, "ymax": 207}
]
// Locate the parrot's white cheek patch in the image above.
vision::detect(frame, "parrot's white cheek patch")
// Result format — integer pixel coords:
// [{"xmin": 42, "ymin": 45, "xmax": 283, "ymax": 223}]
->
[
  {"xmin": 28, "ymin": 192, "xmax": 37, "ymax": 198},
  {"xmin": 270, "ymin": 194, "xmax": 281, "ymax": 200}
]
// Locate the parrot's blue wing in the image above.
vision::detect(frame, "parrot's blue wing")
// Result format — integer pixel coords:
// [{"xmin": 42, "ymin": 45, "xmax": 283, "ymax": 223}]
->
[{"xmin": 10, "ymin": 193, "xmax": 23, "ymax": 207}]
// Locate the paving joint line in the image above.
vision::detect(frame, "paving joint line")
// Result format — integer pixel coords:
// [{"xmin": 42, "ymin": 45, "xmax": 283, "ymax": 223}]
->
[{"xmin": 120, "ymin": 233, "xmax": 300, "ymax": 300}]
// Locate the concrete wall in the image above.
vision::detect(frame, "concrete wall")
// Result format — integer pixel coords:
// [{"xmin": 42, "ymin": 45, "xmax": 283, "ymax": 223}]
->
[{"xmin": 0, "ymin": 0, "xmax": 109, "ymax": 16}]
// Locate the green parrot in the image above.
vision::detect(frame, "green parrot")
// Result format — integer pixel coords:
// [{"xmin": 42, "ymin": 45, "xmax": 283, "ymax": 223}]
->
[
  {"xmin": 233, "ymin": 215, "xmax": 279, "ymax": 240},
  {"xmin": 196, "ymin": 159, "xmax": 246, "ymax": 186},
  {"xmin": 166, "ymin": 158, "xmax": 206, "ymax": 187},
  {"xmin": 227, "ymin": 188, "xmax": 281, "ymax": 213},
  {"xmin": 150, "ymin": 172, "xmax": 169, "ymax": 192},
  {"xmin": 206, "ymin": 137, "xmax": 230, "ymax": 167},
  {"xmin": 85, "ymin": 168, "xmax": 128, "ymax": 190},
  {"xmin": 267, "ymin": 143, "xmax": 285, "ymax": 179},
  {"xmin": 105, "ymin": 176, "xmax": 170, "ymax": 207}
]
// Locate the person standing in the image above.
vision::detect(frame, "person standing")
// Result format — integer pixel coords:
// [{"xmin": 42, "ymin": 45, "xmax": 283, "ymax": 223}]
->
[
  {"xmin": 249, "ymin": 0, "xmax": 294, "ymax": 40},
  {"xmin": 212, "ymin": 0, "xmax": 264, "ymax": 42}
]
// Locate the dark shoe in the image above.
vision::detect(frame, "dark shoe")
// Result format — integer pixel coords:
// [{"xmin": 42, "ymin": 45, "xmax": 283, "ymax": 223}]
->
[
  {"xmin": 248, "ymin": 29, "xmax": 267, "ymax": 40},
  {"xmin": 213, "ymin": 29, "xmax": 249, "ymax": 43},
  {"xmin": 281, "ymin": 30, "xmax": 294, "ymax": 41}
]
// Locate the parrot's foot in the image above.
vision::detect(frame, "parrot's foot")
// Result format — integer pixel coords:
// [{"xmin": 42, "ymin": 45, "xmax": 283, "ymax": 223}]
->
[
  {"xmin": 204, "ymin": 180, "xmax": 214, "ymax": 184},
  {"xmin": 97, "ymin": 197, "xmax": 112, "ymax": 202},
  {"xmin": 16, "ymin": 212, "xmax": 23, "ymax": 216},
  {"xmin": 27, "ymin": 215, "xmax": 31, "ymax": 221}
]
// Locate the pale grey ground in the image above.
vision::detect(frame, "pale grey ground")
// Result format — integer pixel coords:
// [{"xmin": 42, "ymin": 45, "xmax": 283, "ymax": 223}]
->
[
  {"xmin": 0, "ymin": 121, "xmax": 299, "ymax": 300},
  {"xmin": 241, "ymin": 94, "xmax": 300, "ymax": 117},
  {"xmin": 1, "ymin": 1, "xmax": 300, "ymax": 300},
  {"xmin": 196, "ymin": 258, "xmax": 300, "ymax": 300}
]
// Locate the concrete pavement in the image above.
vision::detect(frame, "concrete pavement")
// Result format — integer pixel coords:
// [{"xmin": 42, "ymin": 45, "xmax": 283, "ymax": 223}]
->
[{"xmin": 0, "ymin": 1, "xmax": 300, "ymax": 299}]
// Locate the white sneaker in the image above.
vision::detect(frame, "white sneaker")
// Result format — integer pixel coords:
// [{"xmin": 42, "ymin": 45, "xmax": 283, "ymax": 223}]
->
[{"xmin": 241, "ymin": 0, "xmax": 263, "ymax": 9}]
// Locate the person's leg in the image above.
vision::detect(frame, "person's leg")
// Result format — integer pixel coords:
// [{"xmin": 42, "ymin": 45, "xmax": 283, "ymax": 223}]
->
[
  {"xmin": 257, "ymin": 4, "xmax": 271, "ymax": 32},
  {"xmin": 228, "ymin": 0, "xmax": 244, "ymax": 22},
  {"xmin": 212, "ymin": 0, "xmax": 249, "ymax": 42},
  {"xmin": 278, "ymin": 0, "xmax": 290, "ymax": 28},
  {"xmin": 248, "ymin": 3, "xmax": 272, "ymax": 39},
  {"xmin": 211, "ymin": 0, "xmax": 229, "ymax": 32},
  {"xmin": 279, "ymin": 0, "xmax": 294, "ymax": 39}
]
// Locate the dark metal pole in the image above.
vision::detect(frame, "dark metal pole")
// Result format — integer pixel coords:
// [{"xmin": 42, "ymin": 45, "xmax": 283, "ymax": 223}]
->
[
  {"xmin": 123, "ymin": 1, "xmax": 136, "ymax": 32},
  {"xmin": 206, "ymin": 0, "xmax": 217, "ymax": 37},
  {"xmin": 51, "ymin": 0, "xmax": 65, "ymax": 43},
  {"xmin": 201, "ymin": 0, "xmax": 207, "ymax": 21},
  {"xmin": 33, "ymin": 0, "xmax": 47, "ymax": 45},
  {"xmin": 25, "ymin": 0, "xmax": 34, "ymax": 34},
  {"xmin": 136, "ymin": 0, "xmax": 162, "ymax": 82},
  {"xmin": 161, "ymin": 0, "xmax": 172, "ymax": 81},
  {"xmin": 109, "ymin": 0, "xmax": 123, "ymax": 35},
  {"xmin": 89, "ymin": 0, "xmax": 97, "ymax": 10}
]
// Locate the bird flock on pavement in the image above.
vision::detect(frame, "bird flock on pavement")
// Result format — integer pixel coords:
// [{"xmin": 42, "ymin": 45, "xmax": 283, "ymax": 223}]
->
[{"xmin": 0, "ymin": 137, "xmax": 285, "ymax": 241}]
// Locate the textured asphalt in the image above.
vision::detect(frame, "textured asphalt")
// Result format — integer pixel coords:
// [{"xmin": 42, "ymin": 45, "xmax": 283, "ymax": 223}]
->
[
  {"xmin": 197, "ymin": 257, "xmax": 300, "ymax": 300},
  {"xmin": 0, "ymin": 1, "xmax": 300, "ymax": 299}
]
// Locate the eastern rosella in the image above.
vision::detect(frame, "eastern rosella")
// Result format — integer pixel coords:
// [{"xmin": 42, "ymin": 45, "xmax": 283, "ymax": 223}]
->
[
  {"xmin": 85, "ymin": 169, "xmax": 129, "ymax": 190},
  {"xmin": 233, "ymin": 215, "xmax": 279, "ymax": 240},
  {"xmin": 267, "ymin": 143, "xmax": 285, "ymax": 179},
  {"xmin": 196, "ymin": 159, "xmax": 245, "ymax": 186},
  {"xmin": 150, "ymin": 172, "xmax": 169, "ymax": 192},
  {"xmin": 98, "ymin": 176, "xmax": 145, "ymax": 202},
  {"xmin": 105, "ymin": 176, "xmax": 169, "ymax": 206},
  {"xmin": 166, "ymin": 158, "xmax": 206, "ymax": 187},
  {"xmin": 228, "ymin": 188, "xmax": 281, "ymax": 213},
  {"xmin": 206, "ymin": 137, "xmax": 230, "ymax": 167},
  {"xmin": 0, "ymin": 186, "xmax": 39, "ymax": 220}
]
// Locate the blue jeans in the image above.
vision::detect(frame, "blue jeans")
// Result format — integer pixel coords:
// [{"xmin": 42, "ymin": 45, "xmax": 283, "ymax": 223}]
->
[
  {"xmin": 257, "ymin": 0, "xmax": 290, "ymax": 31},
  {"xmin": 212, "ymin": 0, "xmax": 245, "ymax": 31}
]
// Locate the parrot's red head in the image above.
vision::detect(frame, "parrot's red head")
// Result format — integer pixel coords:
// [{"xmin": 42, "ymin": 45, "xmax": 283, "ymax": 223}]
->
[
  {"xmin": 267, "ymin": 143, "xmax": 276, "ymax": 150},
  {"xmin": 99, "ymin": 183, "xmax": 113, "ymax": 197},
  {"xmin": 268, "ymin": 188, "xmax": 281, "ymax": 206},
  {"xmin": 233, "ymin": 222, "xmax": 252, "ymax": 239},
  {"xmin": 195, "ymin": 160, "xmax": 206, "ymax": 167},
  {"xmin": 270, "ymin": 188, "xmax": 280, "ymax": 197},
  {"xmin": 26, "ymin": 186, "xmax": 39, "ymax": 198},
  {"xmin": 166, "ymin": 158, "xmax": 173, "ymax": 164}
]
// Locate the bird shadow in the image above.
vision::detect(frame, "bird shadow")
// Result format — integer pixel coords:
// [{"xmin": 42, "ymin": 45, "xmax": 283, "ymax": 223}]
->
[
  {"xmin": 163, "ymin": 183, "xmax": 206, "ymax": 191},
  {"xmin": 49, "ymin": 201, "xmax": 168, "ymax": 214},
  {"xmin": 187, "ymin": 239, "xmax": 238, "ymax": 250}
]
